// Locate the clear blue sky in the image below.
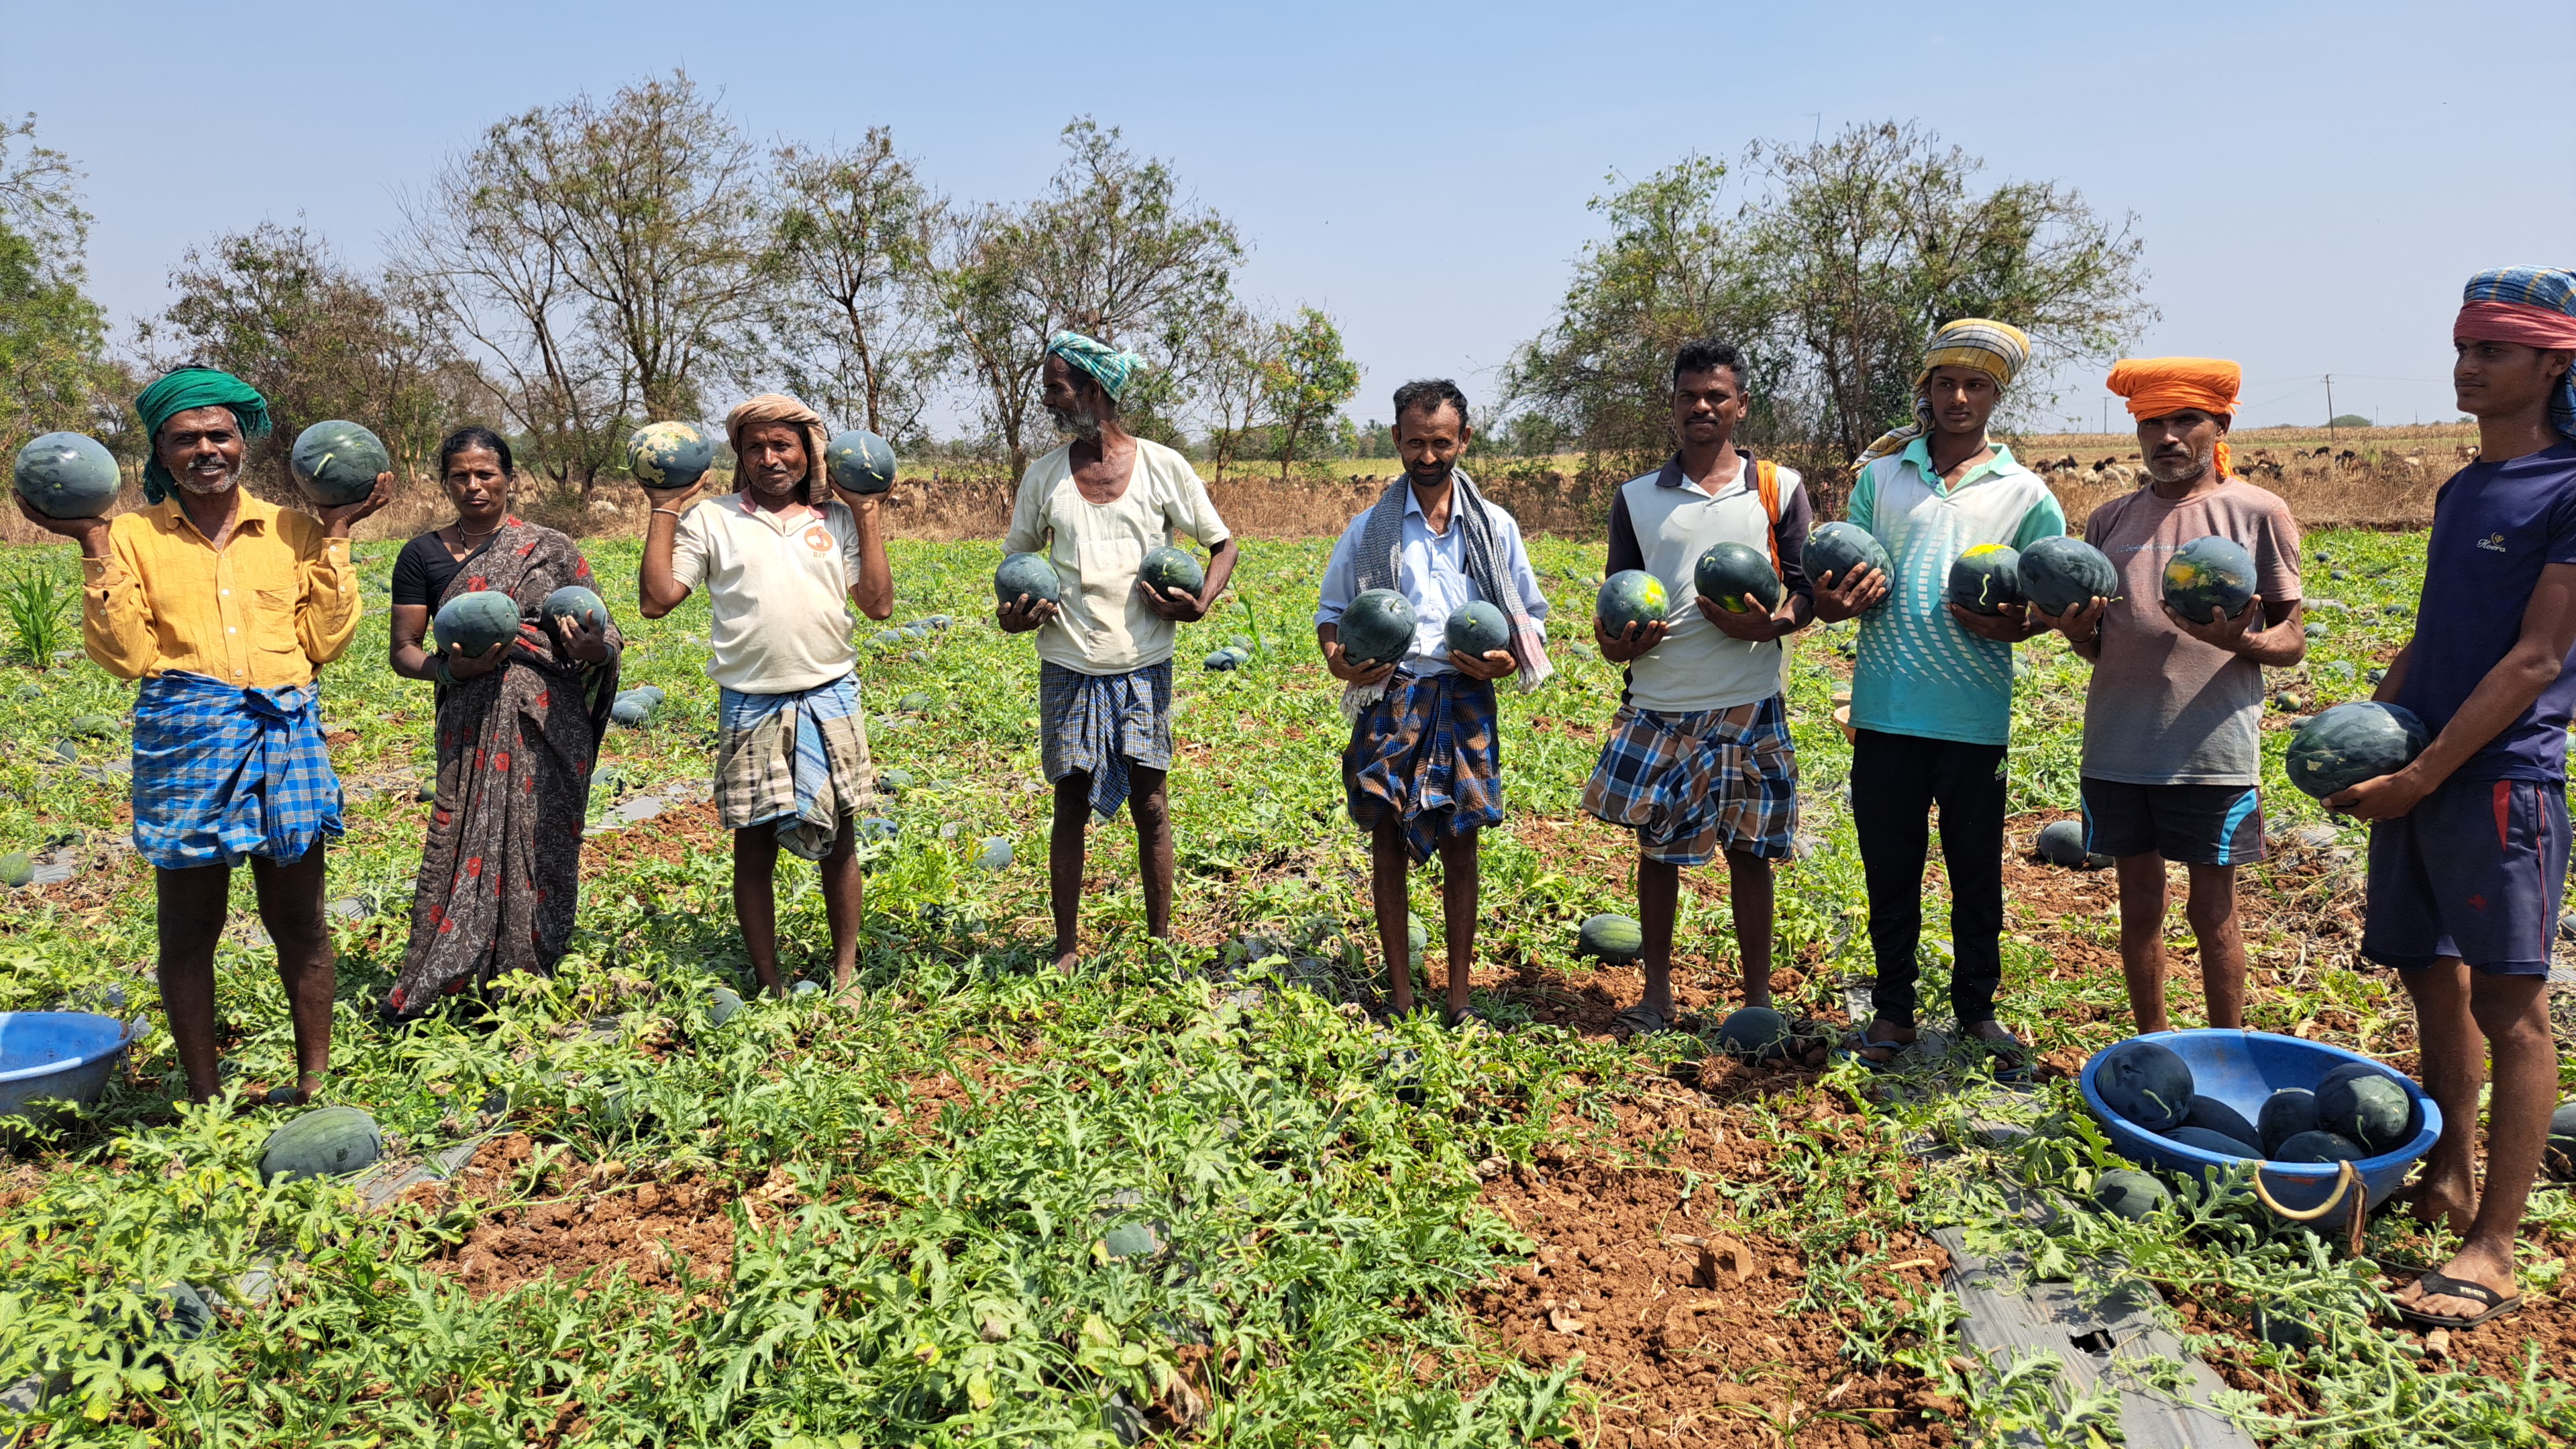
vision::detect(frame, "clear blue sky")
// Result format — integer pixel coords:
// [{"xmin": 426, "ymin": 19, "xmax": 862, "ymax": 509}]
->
[{"xmin": 8, "ymin": 0, "xmax": 2569, "ymax": 433}]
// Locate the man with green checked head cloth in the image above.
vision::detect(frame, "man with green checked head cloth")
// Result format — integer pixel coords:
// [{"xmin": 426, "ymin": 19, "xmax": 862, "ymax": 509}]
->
[
  {"xmin": 998, "ymin": 330, "xmax": 1241, "ymax": 973},
  {"xmin": 1814, "ymin": 319, "xmax": 2065, "ymax": 1076}
]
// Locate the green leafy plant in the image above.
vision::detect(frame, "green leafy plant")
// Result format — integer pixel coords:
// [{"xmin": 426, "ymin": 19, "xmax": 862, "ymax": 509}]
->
[{"xmin": 1, "ymin": 566, "xmax": 74, "ymax": 667}]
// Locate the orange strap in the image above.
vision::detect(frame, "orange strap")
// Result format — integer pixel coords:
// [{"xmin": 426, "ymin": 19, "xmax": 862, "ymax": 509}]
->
[{"xmin": 1755, "ymin": 460, "xmax": 1782, "ymax": 574}]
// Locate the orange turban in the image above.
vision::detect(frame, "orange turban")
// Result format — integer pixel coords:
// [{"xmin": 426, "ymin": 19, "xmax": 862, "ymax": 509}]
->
[{"xmin": 2106, "ymin": 357, "xmax": 2241, "ymax": 479}]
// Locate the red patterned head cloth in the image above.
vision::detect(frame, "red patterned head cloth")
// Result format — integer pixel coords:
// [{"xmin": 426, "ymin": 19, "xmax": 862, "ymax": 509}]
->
[
  {"xmin": 724, "ymin": 394, "xmax": 830, "ymax": 499},
  {"xmin": 2106, "ymin": 357, "xmax": 2242, "ymax": 478},
  {"xmin": 2455, "ymin": 266, "xmax": 2576, "ymax": 443}
]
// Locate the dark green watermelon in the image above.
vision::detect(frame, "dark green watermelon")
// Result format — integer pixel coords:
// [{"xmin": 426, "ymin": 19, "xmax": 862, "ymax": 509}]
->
[
  {"xmin": 627, "ymin": 421, "xmax": 715, "ymax": 491},
  {"xmin": 12, "ymin": 431, "xmax": 121, "ymax": 519},
  {"xmin": 433, "ymin": 591, "xmax": 523, "ymax": 657},
  {"xmin": 2546, "ymin": 1100, "xmax": 2576, "ymax": 1179},
  {"xmin": 288, "ymin": 421, "xmax": 390, "ymax": 506},
  {"xmin": 1719, "ymin": 1006, "xmax": 1788, "ymax": 1059},
  {"xmin": 1445, "ymin": 600, "xmax": 1511, "ymax": 658},
  {"xmin": 1577, "ymin": 913, "xmax": 1644, "ymax": 964},
  {"xmin": 1339, "ymin": 589, "xmax": 1418, "ymax": 667},
  {"xmin": 2092, "ymin": 1167, "xmax": 2170, "ymax": 1222},
  {"xmin": 2167, "ymin": 1124, "xmax": 2259, "ymax": 1160},
  {"xmin": 2275, "ymin": 1129, "xmax": 2367, "ymax": 1165},
  {"xmin": 2096, "ymin": 1039, "xmax": 2193, "ymax": 1132},
  {"xmin": 2035, "ymin": 820, "xmax": 2109, "ymax": 869},
  {"xmin": 542, "ymin": 584, "xmax": 606, "ymax": 631},
  {"xmin": 1596, "ymin": 570, "xmax": 1670, "ymax": 635},
  {"xmin": 1945, "ymin": 544, "xmax": 2023, "ymax": 615},
  {"xmin": 2017, "ymin": 536, "xmax": 2118, "ymax": 616},
  {"xmin": 2184, "ymin": 1094, "xmax": 2262, "ymax": 1149},
  {"xmin": 1693, "ymin": 542, "xmax": 1781, "ymax": 614},
  {"xmin": 824, "ymin": 429, "xmax": 897, "ymax": 495},
  {"xmin": 2286, "ymin": 702, "xmax": 2428, "ymax": 799},
  {"xmin": 1139, "ymin": 545, "xmax": 1205, "ymax": 598},
  {"xmin": 258, "ymin": 1106, "xmax": 384, "ymax": 1184},
  {"xmin": 995, "ymin": 551, "xmax": 1063, "ymax": 607},
  {"xmin": 1407, "ymin": 912, "xmax": 1429, "ymax": 965},
  {"xmin": 2315, "ymin": 1069, "xmax": 2414, "ymax": 1154},
  {"xmin": 2161, "ymin": 535, "xmax": 2257, "ymax": 624},
  {"xmin": 1801, "ymin": 521, "xmax": 1891, "ymax": 593},
  {"xmin": 2258, "ymin": 1088, "xmax": 2320, "ymax": 1156}
]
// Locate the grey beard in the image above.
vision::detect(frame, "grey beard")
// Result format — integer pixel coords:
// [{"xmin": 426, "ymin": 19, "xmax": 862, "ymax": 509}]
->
[
  {"xmin": 1046, "ymin": 402, "xmax": 1102, "ymax": 441},
  {"xmin": 2145, "ymin": 450, "xmax": 2212, "ymax": 485},
  {"xmin": 174, "ymin": 466, "xmax": 239, "ymax": 495}
]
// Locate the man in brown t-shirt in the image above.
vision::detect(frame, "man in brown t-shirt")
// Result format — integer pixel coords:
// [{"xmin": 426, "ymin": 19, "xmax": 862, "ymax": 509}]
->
[{"xmin": 2034, "ymin": 358, "xmax": 2306, "ymax": 1032}]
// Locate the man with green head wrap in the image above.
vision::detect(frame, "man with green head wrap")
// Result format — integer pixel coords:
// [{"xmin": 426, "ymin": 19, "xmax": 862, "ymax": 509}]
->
[
  {"xmin": 998, "ymin": 330, "xmax": 1241, "ymax": 973},
  {"xmin": 16, "ymin": 366, "xmax": 390, "ymax": 1104}
]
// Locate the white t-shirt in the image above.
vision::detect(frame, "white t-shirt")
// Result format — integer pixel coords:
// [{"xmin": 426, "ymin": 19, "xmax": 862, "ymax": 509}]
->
[
  {"xmin": 1003, "ymin": 437, "xmax": 1230, "ymax": 676},
  {"xmin": 1615, "ymin": 462, "xmax": 1809, "ymax": 712},
  {"xmin": 669, "ymin": 492, "xmax": 867, "ymax": 694}
]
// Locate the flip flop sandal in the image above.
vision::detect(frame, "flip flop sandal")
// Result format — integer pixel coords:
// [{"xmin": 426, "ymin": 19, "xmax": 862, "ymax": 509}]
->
[
  {"xmin": 2394, "ymin": 1270, "xmax": 2523, "ymax": 1331},
  {"xmin": 1838, "ymin": 1026, "xmax": 1911, "ymax": 1072},
  {"xmin": 1980, "ymin": 1036, "xmax": 2036, "ymax": 1085},
  {"xmin": 1611, "ymin": 1006, "xmax": 1669, "ymax": 1038}
]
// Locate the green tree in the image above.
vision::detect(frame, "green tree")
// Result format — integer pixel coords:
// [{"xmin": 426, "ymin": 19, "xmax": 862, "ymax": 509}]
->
[
  {"xmin": 2329, "ymin": 414, "xmax": 2372, "ymax": 429},
  {"xmin": 0, "ymin": 114, "xmax": 122, "ymax": 446},
  {"xmin": 1189, "ymin": 300, "xmax": 1276, "ymax": 482},
  {"xmin": 765, "ymin": 130, "xmax": 947, "ymax": 444},
  {"xmin": 1259, "ymin": 308, "xmax": 1360, "ymax": 481}
]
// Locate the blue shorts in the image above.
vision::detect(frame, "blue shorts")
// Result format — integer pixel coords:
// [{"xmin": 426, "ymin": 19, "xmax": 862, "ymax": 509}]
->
[
  {"xmin": 2363, "ymin": 776, "xmax": 2569, "ymax": 976},
  {"xmin": 2079, "ymin": 779, "xmax": 2266, "ymax": 865}
]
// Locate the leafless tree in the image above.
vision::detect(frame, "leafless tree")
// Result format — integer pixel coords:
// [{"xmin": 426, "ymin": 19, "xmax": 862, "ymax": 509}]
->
[{"xmin": 761, "ymin": 130, "xmax": 947, "ymax": 444}]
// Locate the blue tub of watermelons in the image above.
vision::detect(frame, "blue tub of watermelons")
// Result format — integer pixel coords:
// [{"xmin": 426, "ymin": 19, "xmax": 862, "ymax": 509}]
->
[
  {"xmin": 0, "ymin": 1012, "xmax": 148, "ymax": 1122},
  {"xmin": 2080, "ymin": 1028, "xmax": 2440, "ymax": 1224}
]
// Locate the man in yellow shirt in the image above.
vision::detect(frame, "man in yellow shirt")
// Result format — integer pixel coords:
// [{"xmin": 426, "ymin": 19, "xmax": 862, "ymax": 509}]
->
[{"xmin": 15, "ymin": 367, "xmax": 388, "ymax": 1104}]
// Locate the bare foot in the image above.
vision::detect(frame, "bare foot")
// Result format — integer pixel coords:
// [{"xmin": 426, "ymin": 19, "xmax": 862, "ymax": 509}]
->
[
  {"xmin": 2394, "ymin": 1243, "xmax": 2518, "ymax": 1322},
  {"xmin": 2398, "ymin": 1167, "xmax": 2477, "ymax": 1235},
  {"xmin": 1053, "ymin": 949, "xmax": 1080, "ymax": 977},
  {"xmin": 1851, "ymin": 1018, "xmax": 1917, "ymax": 1064}
]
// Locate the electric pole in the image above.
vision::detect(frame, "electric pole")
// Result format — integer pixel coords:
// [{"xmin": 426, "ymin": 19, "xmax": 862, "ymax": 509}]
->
[{"xmin": 2325, "ymin": 375, "xmax": 2336, "ymax": 442}]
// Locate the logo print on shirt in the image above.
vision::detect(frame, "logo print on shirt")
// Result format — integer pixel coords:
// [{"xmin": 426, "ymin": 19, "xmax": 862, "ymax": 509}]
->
[
  {"xmin": 805, "ymin": 528, "xmax": 832, "ymax": 552},
  {"xmin": 2478, "ymin": 532, "xmax": 2508, "ymax": 553}
]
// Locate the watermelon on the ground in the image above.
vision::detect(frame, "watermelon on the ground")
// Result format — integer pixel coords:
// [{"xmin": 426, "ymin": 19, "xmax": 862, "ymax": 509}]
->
[
  {"xmin": 1577, "ymin": 913, "xmax": 1645, "ymax": 965},
  {"xmin": 879, "ymin": 767, "xmax": 915, "ymax": 793},
  {"xmin": 896, "ymin": 692, "xmax": 938, "ymax": 714},
  {"xmin": 2096, "ymin": 1039, "xmax": 2194, "ymax": 1132},
  {"xmin": 0, "ymin": 853, "xmax": 32, "ymax": 889},
  {"xmin": 824, "ymin": 429, "xmax": 897, "ymax": 495},
  {"xmin": 2161, "ymin": 535, "xmax": 2257, "ymax": 624},
  {"xmin": 2184, "ymin": 1094, "xmax": 2262, "ymax": 1149},
  {"xmin": 2286, "ymin": 702, "xmax": 2429, "ymax": 799},
  {"xmin": 288, "ymin": 421, "xmax": 390, "ymax": 507},
  {"xmin": 542, "ymin": 584, "xmax": 606, "ymax": 631},
  {"xmin": 2092, "ymin": 1168, "xmax": 2169, "ymax": 1222},
  {"xmin": 2017, "ymin": 535, "xmax": 2118, "ymax": 616},
  {"xmin": 2167, "ymin": 1124, "xmax": 2260, "ymax": 1160},
  {"xmin": 1407, "ymin": 912, "xmax": 1428, "ymax": 965},
  {"xmin": 707, "ymin": 986, "xmax": 745, "ymax": 1027},
  {"xmin": 1945, "ymin": 544, "xmax": 2023, "ymax": 615},
  {"xmin": 2259, "ymin": 1087, "xmax": 2320, "ymax": 1156},
  {"xmin": 1693, "ymin": 541, "xmax": 1781, "ymax": 614},
  {"xmin": 1802, "ymin": 521, "xmax": 1892, "ymax": 596},
  {"xmin": 975, "ymin": 837, "xmax": 1013, "ymax": 870},
  {"xmin": 859, "ymin": 817, "xmax": 898, "ymax": 843},
  {"xmin": 2035, "ymin": 820, "xmax": 2109, "ymax": 869},
  {"xmin": 1719, "ymin": 1006, "xmax": 1788, "ymax": 1059},
  {"xmin": 258, "ymin": 1106, "xmax": 384, "ymax": 1184},
  {"xmin": 1446, "ymin": 600, "xmax": 1511, "ymax": 659},
  {"xmin": 1596, "ymin": 571, "xmax": 1670, "ymax": 636},
  {"xmin": 2546, "ymin": 1101, "xmax": 2576, "ymax": 1179},
  {"xmin": 2316, "ymin": 1069, "xmax": 2415, "ymax": 1153},
  {"xmin": 433, "ymin": 591, "xmax": 523, "ymax": 658},
  {"xmin": 1338, "ymin": 589, "xmax": 1417, "ymax": 667},
  {"xmin": 1138, "ymin": 545, "xmax": 1205, "ymax": 598},
  {"xmin": 12, "ymin": 431, "xmax": 121, "ymax": 519},
  {"xmin": 627, "ymin": 421, "xmax": 715, "ymax": 491},
  {"xmin": 2275, "ymin": 1129, "xmax": 2368, "ymax": 1165},
  {"xmin": 609, "ymin": 696, "xmax": 652, "ymax": 727},
  {"xmin": 2253, "ymin": 1302, "xmax": 2314, "ymax": 1351},
  {"xmin": 1203, "ymin": 648, "xmax": 1243, "ymax": 671},
  {"xmin": 68, "ymin": 713, "xmax": 119, "ymax": 739},
  {"xmin": 994, "ymin": 551, "xmax": 1063, "ymax": 608},
  {"xmin": 627, "ymin": 685, "xmax": 663, "ymax": 708}
]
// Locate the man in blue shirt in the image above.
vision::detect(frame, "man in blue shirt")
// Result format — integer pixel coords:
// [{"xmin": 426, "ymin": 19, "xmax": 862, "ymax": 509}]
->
[
  {"xmin": 2334, "ymin": 266, "xmax": 2576, "ymax": 1332},
  {"xmin": 1316, "ymin": 380, "xmax": 1552, "ymax": 1023}
]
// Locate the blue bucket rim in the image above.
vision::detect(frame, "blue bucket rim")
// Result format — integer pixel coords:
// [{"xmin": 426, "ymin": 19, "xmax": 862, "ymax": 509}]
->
[
  {"xmin": 2079, "ymin": 1028, "xmax": 2443, "ymax": 1181},
  {"xmin": 0, "ymin": 1012, "xmax": 148, "ymax": 1087}
]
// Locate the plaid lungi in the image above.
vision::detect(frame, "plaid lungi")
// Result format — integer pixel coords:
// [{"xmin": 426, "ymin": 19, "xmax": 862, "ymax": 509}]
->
[
  {"xmin": 715, "ymin": 673, "xmax": 874, "ymax": 860},
  {"xmin": 1344, "ymin": 669, "xmax": 1503, "ymax": 865},
  {"xmin": 1040, "ymin": 659, "xmax": 1173, "ymax": 818},
  {"xmin": 1582, "ymin": 694, "xmax": 1799, "ymax": 865},
  {"xmin": 131, "ymin": 671, "xmax": 343, "ymax": 871}
]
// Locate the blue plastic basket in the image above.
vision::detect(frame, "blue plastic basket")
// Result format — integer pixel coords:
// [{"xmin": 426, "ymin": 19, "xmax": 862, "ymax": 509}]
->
[
  {"xmin": 2080, "ymin": 1028, "xmax": 2441, "ymax": 1222},
  {"xmin": 0, "ymin": 1012, "xmax": 146, "ymax": 1121}
]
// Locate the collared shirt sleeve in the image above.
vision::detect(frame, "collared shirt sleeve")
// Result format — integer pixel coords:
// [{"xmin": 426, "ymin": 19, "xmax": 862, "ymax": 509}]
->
[
  {"xmin": 1605, "ymin": 488, "xmax": 1644, "ymax": 576},
  {"xmin": 289, "ymin": 513, "xmax": 362, "ymax": 665},
  {"xmin": 80, "ymin": 517, "xmax": 160, "ymax": 681},
  {"xmin": 668, "ymin": 502, "xmax": 712, "ymax": 593},
  {"xmin": 1313, "ymin": 515, "xmax": 1367, "ymax": 626},
  {"xmin": 1167, "ymin": 457, "xmax": 1230, "ymax": 549},
  {"xmin": 1494, "ymin": 512, "xmax": 1550, "ymax": 619},
  {"xmin": 2011, "ymin": 488, "xmax": 2070, "ymax": 550},
  {"xmin": 1774, "ymin": 473, "xmax": 1816, "ymax": 602},
  {"xmin": 1002, "ymin": 466, "xmax": 1048, "ymax": 555}
]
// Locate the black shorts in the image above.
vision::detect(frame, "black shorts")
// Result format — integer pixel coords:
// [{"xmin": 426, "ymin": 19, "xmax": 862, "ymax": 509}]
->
[{"xmin": 2079, "ymin": 778, "xmax": 2267, "ymax": 866}]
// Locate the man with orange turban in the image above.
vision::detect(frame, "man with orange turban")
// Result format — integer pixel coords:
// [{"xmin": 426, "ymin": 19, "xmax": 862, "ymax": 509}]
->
[
  {"xmin": 2330, "ymin": 266, "xmax": 2576, "ymax": 1332},
  {"xmin": 2035, "ymin": 357, "xmax": 2305, "ymax": 1043}
]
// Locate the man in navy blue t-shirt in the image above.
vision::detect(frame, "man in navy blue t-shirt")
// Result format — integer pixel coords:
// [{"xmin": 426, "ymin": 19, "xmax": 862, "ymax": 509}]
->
[{"xmin": 2334, "ymin": 265, "xmax": 2576, "ymax": 1332}]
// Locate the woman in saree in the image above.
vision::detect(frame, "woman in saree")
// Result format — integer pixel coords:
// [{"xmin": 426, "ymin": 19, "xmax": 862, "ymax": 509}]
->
[{"xmin": 386, "ymin": 426, "xmax": 621, "ymax": 1016}]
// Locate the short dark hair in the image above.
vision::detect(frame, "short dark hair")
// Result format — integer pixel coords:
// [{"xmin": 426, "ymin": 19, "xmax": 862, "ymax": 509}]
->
[
  {"xmin": 1391, "ymin": 378, "xmax": 1469, "ymax": 427},
  {"xmin": 1670, "ymin": 339, "xmax": 1746, "ymax": 391},
  {"xmin": 437, "ymin": 425, "xmax": 514, "ymax": 480}
]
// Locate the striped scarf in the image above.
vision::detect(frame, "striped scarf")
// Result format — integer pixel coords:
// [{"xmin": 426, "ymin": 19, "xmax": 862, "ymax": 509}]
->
[
  {"xmin": 1343, "ymin": 470, "xmax": 1551, "ymax": 719},
  {"xmin": 1854, "ymin": 318, "xmax": 2032, "ymax": 468}
]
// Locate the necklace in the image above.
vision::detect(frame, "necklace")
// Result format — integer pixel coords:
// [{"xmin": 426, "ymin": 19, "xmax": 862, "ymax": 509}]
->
[{"xmin": 453, "ymin": 519, "xmax": 502, "ymax": 544}]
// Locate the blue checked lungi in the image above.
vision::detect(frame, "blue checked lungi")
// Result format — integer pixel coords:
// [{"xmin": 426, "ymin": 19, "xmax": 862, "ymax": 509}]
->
[
  {"xmin": 1582, "ymin": 695, "xmax": 1799, "ymax": 865},
  {"xmin": 1040, "ymin": 659, "xmax": 1173, "ymax": 819},
  {"xmin": 1344, "ymin": 669, "xmax": 1502, "ymax": 865},
  {"xmin": 131, "ymin": 672, "xmax": 343, "ymax": 871},
  {"xmin": 715, "ymin": 674, "xmax": 875, "ymax": 861}
]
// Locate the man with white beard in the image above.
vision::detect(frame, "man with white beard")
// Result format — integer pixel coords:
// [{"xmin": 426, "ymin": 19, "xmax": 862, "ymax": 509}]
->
[
  {"xmin": 15, "ymin": 367, "xmax": 388, "ymax": 1104},
  {"xmin": 998, "ymin": 332, "xmax": 1238, "ymax": 973},
  {"xmin": 2031, "ymin": 358, "xmax": 2304, "ymax": 1035}
]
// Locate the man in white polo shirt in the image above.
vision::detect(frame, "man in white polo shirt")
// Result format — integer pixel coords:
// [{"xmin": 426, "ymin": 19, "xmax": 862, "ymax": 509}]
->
[
  {"xmin": 1586, "ymin": 340, "xmax": 1815, "ymax": 1036},
  {"xmin": 638, "ymin": 393, "xmax": 895, "ymax": 997}
]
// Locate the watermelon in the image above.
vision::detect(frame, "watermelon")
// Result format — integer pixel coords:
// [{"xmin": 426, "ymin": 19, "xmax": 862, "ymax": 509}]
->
[
  {"xmin": 1945, "ymin": 544, "xmax": 2022, "ymax": 615},
  {"xmin": 1338, "ymin": 589, "xmax": 1418, "ymax": 667},
  {"xmin": 2092, "ymin": 1168, "xmax": 2169, "ymax": 1222},
  {"xmin": 626, "ymin": 421, "xmax": 715, "ymax": 492},
  {"xmin": 2096, "ymin": 1039, "xmax": 2194, "ymax": 1132},
  {"xmin": 258, "ymin": 1105, "xmax": 384, "ymax": 1184},
  {"xmin": 2253, "ymin": 1302, "xmax": 2314, "ymax": 1352},
  {"xmin": 2167, "ymin": 1124, "xmax": 2259, "ymax": 1160},
  {"xmin": 879, "ymin": 767, "xmax": 916, "ymax": 794},
  {"xmin": 609, "ymin": 696, "xmax": 652, "ymax": 727},
  {"xmin": 2184, "ymin": 1094, "xmax": 2262, "ymax": 1150},
  {"xmin": 1802, "ymin": 521, "xmax": 1891, "ymax": 593},
  {"xmin": 288, "ymin": 421, "xmax": 389, "ymax": 507},
  {"xmin": 2286, "ymin": 702, "xmax": 2428, "ymax": 799},
  {"xmin": 1407, "ymin": 912, "xmax": 1428, "ymax": 965},
  {"xmin": 975, "ymin": 837, "xmax": 1013, "ymax": 871},
  {"xmin": 1138, "ymin": 545, "xmax": 1205, "ymax": 598},
  {"xmin": 2258, "ymin": 1088, "xmax": 2320, "ymax": 1156},
  {"xmin": 542, "ymin": 584, "xmax": 606, "ymax": 631},
  {"xmin": 1445, "ymin": 600, "xmax": 1511, "ymax": 659},
  {"xmin": 1596, "ymin": 570, "xmax": 1670, "ymax": 635},
  {"xmin": 1577, "ymin": 913, "xmax": 1644, "ymax": 965},
  {"xmin": 2315, "ymin": 1069, "xmax": 2414, "ymax": 1154},
  {"xmin": 896, "ymin": 691, "xmax": 937, "ymax": 714},
  {"xmin": 12, "ymin": 431, "xmax": 121, "ymax": 519},
  {"xmin": 707, "ymin": 986, "xmax": 745, "ymax": 1027},
  {"xmin": 2275, "ymin": 1129, "xmax": 2367, "ymax": 1165},
  {"xmin": 2161, "ymin": 535, "xmax": 2257, "ymax": 624},
  {"xmin": 1203, "ymin": 647, "xmax": 1244, "ymax": 671},
  {"xmin": 433, "ymin": 591, "xmax": 523, "ymax": 657},
  {"xmin": 2546, "ymin": 1100, "xmax": 2576, "ymax": 1180},
  {"xmin": 859, "ymin": 816, "xmax": 898, "ymax": 843},
  {"xmin": 627, "ymin": 685, "xmax": 664, "ymax": 708},
  {"xmin": 68, "ymin": 713, "xmax": 119, "ymax": 739},
  {"xmin": 824, "ymin": 429, "xmax": 897, "ymax": 495},
  {"xmin": 2035, "ymin": 820, "xmax": 2109, "ymax": 869},
  {"xmin": 994, "ymin": 551, "xmax": 1063, "ymax": 607},
  {"xmin": 1719, "ymin": 1006, "xmax": 1789, "ymax": 1059},
  {"xmin": 2017, "ymin": 536, "xmax": 2118, "ymax": 616},
  {"xmin": 0, "ymin": 853, "xmax": 32, "ymax": 889},
  {"xmin": 1693, "ymin": 541, "xmax": 1781, "ymax": 614}
]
